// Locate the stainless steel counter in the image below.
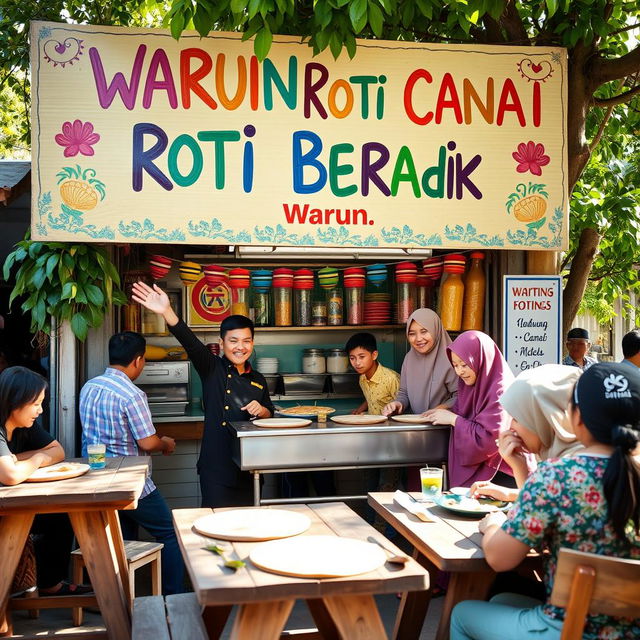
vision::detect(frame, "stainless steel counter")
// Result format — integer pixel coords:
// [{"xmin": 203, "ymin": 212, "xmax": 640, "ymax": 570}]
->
[{"xmin": 228, "ymin": 420, "xmax": 450, "ymax": 505}]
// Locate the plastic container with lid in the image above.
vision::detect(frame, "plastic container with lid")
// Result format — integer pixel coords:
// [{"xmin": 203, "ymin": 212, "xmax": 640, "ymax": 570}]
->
[
  {"xmin": 344, "ymin": 267, "xmax": 365, "ymax": 325},
  {"xmin": 326, "ymin": 348, "xmax": 349, "ymax": 373},
  {"xmin": 440, "ymin": 254, "xmax": 466, "ymax": 332},
  {"xmin": 302, "ymin": 348, "xmax": 326, "ymax": 374},
  {"xmin": 272, "ymin": 268, "xmax": 294, "ymax": 327},
  {"xmin": 293, "ymin": 269, "xmax": 314, "ymax": 326},
  {"xmin": 251, "ymin": 269, "xmax": 272, "ymax": 327},
  {"xmin": 462, "ymin": 252, "xmax": 486, "ymax": 331},
  {"xmin": 311, "ymin": 300, "xmax": 328, "ymax": 326},
  {"xmin": 395, "ymin": 262, "xmax": 418, "ymax": 324},
  {"xmin": 229, "ymin": 268, "xmax": 250, "ymax": 317}
]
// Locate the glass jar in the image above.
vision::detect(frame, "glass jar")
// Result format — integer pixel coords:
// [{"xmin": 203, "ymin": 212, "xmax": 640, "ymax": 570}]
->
[
  {"xmin": 312, "ymin": 300, "xmax": 327, "ymax": 326},
  {"xmin": 326, "ymin": 348, "xmax": 349, "ymax": 373},
  {"xmin": 231, "ymin": 288, "xmax": 249, "ymax": 317},
  {"xmin": 294, "ymin": 288, "xmax": 312, "ymax": 326},
  {"xmin": 326, "ymin": 287, "xmax": 343, "ymax": 326},
  {"xmin": 273, "ymin": 286, "xmax": 293, "ymax": 326},
  {"xmin": 395, "ymin": 282, "xmax": 416, "ymax": 324},
  {"xmin": 345, "ymin": 287, "xmax": 364, "ymax": 325},
  {"xmin": 253, "ymin": 291, "xmax": 271, "ymax": 326},
  {"xmin": 303, "ymin": 348, "xmax": 326, "ymax": 373},
  {"xmin": 462, "ymin": 252, "xmax": 486, "ymax": 331}
]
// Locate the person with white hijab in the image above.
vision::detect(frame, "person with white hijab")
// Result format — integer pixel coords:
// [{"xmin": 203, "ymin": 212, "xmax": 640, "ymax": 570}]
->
[{"xmin": 471, "ymin": 364, "xmax": 583, "ymax": 502}]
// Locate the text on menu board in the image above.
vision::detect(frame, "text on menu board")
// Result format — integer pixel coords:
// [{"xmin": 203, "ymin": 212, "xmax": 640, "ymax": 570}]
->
[{"xmin": 503, "ymin": 276, "xmax": 562, "ymax": 373}]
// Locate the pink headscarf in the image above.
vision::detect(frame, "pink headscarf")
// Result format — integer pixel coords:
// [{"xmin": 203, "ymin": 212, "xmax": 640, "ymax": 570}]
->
[{"xmin": 446, "ymin": 331, "xmax": 514, "ymax": 487}]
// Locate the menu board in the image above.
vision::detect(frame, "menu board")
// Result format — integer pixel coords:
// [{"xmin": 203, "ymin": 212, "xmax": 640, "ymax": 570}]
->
[{"xmin": 503, "ymin": 275, "xmax": 562, "ymax": 374}]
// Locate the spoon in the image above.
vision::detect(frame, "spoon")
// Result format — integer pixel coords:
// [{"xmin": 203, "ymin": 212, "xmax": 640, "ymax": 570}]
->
[{"xmin": 367, "ymin": 536, "xmax": 409, "ymax": 565}]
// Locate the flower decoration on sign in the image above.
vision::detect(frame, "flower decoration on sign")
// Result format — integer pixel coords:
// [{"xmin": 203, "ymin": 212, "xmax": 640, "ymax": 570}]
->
[
  {"xmin": 43, "ymin": 37, "xmax": 84, "ymax": 67},
  {"xmin": 516, "ymin": 58, "xmax": 553, "ymax": 83},
  {"xmin": 55, "ymin": 120, "xmax": 100, "ymax": 157},
  {"xmin": 506, "ymin": 182, "xmax": 549, "ymax": 231},
  {"xmin": 512, "ymin": 142, "xmax": 550, "ymax": 176}
]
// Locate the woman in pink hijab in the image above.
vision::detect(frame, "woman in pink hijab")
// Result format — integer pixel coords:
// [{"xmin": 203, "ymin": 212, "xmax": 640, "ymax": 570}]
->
[{"xmin": 424, "ymin": 330, "xmax": 515, "ymax": 488}]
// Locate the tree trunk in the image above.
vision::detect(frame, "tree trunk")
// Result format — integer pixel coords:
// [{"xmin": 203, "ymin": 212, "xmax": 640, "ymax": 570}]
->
[{"xmin": 562, "ymin": 226, "xmax": 601, "ymax": 336}]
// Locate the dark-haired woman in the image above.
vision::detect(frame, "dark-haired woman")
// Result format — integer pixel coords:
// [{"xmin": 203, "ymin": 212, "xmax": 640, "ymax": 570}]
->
[
  {"xmin": 0, "ymin": 366, "xmax": 87, "ymax": 595},
  {"xmin": 450, "ymin": 362, "xmax": 640, "ymax": 639}
]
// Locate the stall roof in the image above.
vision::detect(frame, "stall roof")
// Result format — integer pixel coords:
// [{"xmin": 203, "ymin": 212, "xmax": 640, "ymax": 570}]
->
[{"xmin": 0, "ymin": 160, "xmax": 31, "ymax": 206}]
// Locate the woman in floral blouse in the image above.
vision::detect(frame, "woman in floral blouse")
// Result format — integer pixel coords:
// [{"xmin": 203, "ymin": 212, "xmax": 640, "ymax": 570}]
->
[{"xmin": 450, "ymin": 362, "xmax": 640, "ymax": 640}]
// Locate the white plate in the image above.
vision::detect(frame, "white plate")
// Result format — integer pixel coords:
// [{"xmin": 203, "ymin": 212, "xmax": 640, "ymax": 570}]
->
[
  {"xmin": 193, "ymin": 508, "xmax": 311, "ymax": 541},
  {"xmin": 252, "ymin": 418, "xmax": 311, "ymax": 428},
  {"xmin": 449, "ymin": 487, "xmax": 470, "ymax": 496},
  {"xmin": 330, "ymin": 414, "xmax": 388, "ymax": 425},
  {"xmin": 391, "ymin": 414, "xmax": 428, "ymax": 424},
  {"xmin": 249, "ymin": 535, "xmax": 386, "ymax": 578},
  {"xmin": 433, "ymin": 493, "xmax": 510, "ymax": 516},
  {"xmin": 26, "ymin": 462, "xmax": 90, "ymax": 482}
]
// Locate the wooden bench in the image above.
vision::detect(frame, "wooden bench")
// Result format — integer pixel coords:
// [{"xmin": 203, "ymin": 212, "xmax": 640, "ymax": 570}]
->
[{"xmin": 132, "ymin": 594, "xmax": 207, "ymax": 640}]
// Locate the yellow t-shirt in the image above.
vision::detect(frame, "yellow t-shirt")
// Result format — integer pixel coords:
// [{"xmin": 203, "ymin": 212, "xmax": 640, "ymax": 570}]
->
[{"xmin": 359, "ymin": 362, "xmax": 400, "ymax": 415}]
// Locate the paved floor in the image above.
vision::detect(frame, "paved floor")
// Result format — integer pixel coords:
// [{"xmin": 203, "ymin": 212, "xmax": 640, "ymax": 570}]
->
[{"xmin": 10, "ymin": 591, "xmax": 445, "ymax": 638}]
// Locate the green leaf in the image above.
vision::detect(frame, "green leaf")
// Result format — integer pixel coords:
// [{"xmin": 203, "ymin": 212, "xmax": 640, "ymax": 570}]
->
[
  {"xmin": 45, "ymin": 253, "xmax": 59, "ymax": 280},
  {"xmin": 254, "ymin": 25, "xmax": 273, "ymax": 61},
  {"xmin": 32, "ymin": 266, "xmax": 47, "ymax": 290},
  {"xmin": 344, "ymin": 31, "xmax": 357, "ymax": 58},
  {"xmin": 349, "ymin": 0, "xmax": 367, "ymax": 29},
  {"xmin": 84, "ymin": 284, "xmax": 104, "ymax": 306},
  {"xmin": 369, "ymin": 3, "xmax": 383, "ymax": 37},
  {"xmin": 545, "ymin": 0, "xmax": 558, "ymax": 18},
  {"xmin": 248, "ymin": 0, "xmax": 261, "ymax": 19},
  {"xmin": 329, "ymin": 31, "xmax": 343, "ymax": 59},
  {"xmin": 193, "ymin": 4, "xmax": 212, "ymax": 36},
  {"xmin": 170, "ymin": 11, "xmax": 186, "ymax": 39},
  {"xmin": 230, "ymin": 0, "xmax": 248, "ymax": 12},
  {"xmin": 71, "ymin": 313, "xmax": 88, "ymax": 341}
]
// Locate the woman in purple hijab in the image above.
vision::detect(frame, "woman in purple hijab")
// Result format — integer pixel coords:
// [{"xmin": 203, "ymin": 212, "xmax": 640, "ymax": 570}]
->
[{"xmin": 424, "ymin": 330, "xmax": 515, "ymax": 488}]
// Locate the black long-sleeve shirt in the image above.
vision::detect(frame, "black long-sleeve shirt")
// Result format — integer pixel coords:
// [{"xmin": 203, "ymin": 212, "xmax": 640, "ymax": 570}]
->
[{"xmin": 169, "ymin": 319, "xmax": 275, "ymax": 487}]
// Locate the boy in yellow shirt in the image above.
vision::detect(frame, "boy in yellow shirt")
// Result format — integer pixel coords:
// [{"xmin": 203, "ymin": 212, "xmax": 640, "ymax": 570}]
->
[{"xmin": 345, "ymin": 332, "xmax": 400, "ymax": 415}]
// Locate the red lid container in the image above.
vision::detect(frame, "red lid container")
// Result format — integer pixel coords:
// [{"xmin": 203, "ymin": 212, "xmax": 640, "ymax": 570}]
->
[{"xmin": 395, "ymin": 261, "xmax": 418, "ymax": 283}]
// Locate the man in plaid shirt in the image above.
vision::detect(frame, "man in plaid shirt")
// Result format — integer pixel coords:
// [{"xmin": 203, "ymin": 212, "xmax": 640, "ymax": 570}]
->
[{"xmin": 79, "ymin": 332, "xmax": 184, "ymax": 595}]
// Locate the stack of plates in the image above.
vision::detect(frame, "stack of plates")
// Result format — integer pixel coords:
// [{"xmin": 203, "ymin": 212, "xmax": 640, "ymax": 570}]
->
[
  {"xmin": 257, "ymin": 357, "xmax": 278, "ymax": 373},
  {"xmin": 364, "ymin": 293, "xmax": 392, "ymax": 325}
]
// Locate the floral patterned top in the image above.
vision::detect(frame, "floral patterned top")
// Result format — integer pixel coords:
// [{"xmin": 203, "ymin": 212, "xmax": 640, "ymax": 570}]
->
[{"xmin": 503, "ymin": 454, "xmax": 640, "ymax": 640}]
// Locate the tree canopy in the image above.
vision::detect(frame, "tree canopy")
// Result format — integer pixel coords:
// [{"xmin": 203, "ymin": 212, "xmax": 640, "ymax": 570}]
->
[{"xmin": 1, "ymin": 0, "xmax": 640, "ymax": 330}]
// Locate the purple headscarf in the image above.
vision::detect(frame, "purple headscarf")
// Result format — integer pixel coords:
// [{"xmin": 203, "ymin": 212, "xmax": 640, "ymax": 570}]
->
[{"xmin": 446, "ymin": 331, "xmax": 514, "ymax": 487}]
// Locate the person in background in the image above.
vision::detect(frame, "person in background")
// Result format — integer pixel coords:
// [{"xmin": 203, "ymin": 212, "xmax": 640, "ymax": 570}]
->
[
  {"xmin": 131, "ymin": 281, "xmax": 275, "ymax": 507},
  {"xmin": 470, "ymin": 364, "xmax": 582, "ymax": 502},
  {"xmin": 450, "ymin": 362, "xmax": 640, "ymax": 640},
  {"xmin": 422, "ymin": 331, "xmax": 517, "ymax": 488},
  {"xmin": 79, "ymin": 332, "xmax": 184, "ymax": 595},
  {"xmin": 621, "ymin": 329, "xmax": 640, "ymax": 370},
  {"xmin": 346, "ymin": 332, "xmax": 400, "ymax": 415},
  {"xmin": 562, "ymin": 327, "xmax": 596, "ymax": 370},
  {"xmin": 0, "ymin": 366, "xmax": 90, "ymax": 595}
]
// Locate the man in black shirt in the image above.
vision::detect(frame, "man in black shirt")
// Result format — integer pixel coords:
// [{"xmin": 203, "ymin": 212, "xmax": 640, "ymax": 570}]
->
[{"xmin": 132, "ymin": 281, "xmax": 275, "ymax": 507}]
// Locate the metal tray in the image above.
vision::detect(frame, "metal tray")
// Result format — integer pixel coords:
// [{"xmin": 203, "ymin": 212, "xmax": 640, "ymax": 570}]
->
[
  {"xmin": 329, "ymin": 373, "xmax": 360, "ymax": 394},
  {"xmin": 280, "ymin": 373, "xmax": 328, "ymax": 394}
]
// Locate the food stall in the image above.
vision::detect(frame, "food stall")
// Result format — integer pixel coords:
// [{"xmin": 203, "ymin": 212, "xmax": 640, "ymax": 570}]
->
[{"xmin": 29, "ymin": 21, "xmax": 568, "ymax": 508}]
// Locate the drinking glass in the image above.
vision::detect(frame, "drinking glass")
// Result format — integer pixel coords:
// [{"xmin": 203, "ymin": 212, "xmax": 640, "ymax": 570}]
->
[
  {"xmin": 420, "ymin": 467, "xmax": 443, "ymax": 500},
  {"xmin": 87, "ymin": 444, "xmax": 106, "ymax": 470}
]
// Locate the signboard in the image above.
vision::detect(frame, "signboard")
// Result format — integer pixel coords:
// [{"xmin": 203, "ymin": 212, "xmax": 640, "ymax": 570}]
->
[
  {"xmin": 31, "ymin": 21, "xmax": 568, "ymax": 249},
  {"xmin": 186, "ymin": 276, "xmax": 231, "ymax": 327},
  {"xmin": 503, "ymin": 275, "xmax": 562, "ymax": 374}
]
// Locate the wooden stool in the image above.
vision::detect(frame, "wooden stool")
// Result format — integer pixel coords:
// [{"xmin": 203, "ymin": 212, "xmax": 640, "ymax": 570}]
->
[{"xmin": 71, "ymin": 540, "xmax": 163, "ymax": 625}]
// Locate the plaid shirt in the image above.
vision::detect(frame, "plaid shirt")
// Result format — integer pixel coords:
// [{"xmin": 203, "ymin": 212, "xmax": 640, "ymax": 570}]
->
[{"xmin": 79, "ymin": 367, "xmax": 156, "ymax": 497}]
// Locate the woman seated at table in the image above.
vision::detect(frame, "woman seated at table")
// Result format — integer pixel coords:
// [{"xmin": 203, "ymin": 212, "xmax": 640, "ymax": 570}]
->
[
  {"xmin": 421, "ymin": 331, "xmax": 518, "ymax": 488},
  {"xmin": 450, "ymin": 362, "xmax": 640, "ymax": 640},
  {"xmin": 0, "ymin": 366, "xmax": 89, "ymax": 595},
  {"xmin": 470, "ymin": 364, "xmax": 583, "ymax": 502}
]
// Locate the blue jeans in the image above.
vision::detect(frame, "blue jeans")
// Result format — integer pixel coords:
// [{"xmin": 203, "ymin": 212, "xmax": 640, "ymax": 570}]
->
[
  {"xmin": 451, "ymin": 593, "xmax": 563, "ymax": 640},
  {"xmin": 118, "ymin": 489, "xmax": 184, "ymax": 595}
]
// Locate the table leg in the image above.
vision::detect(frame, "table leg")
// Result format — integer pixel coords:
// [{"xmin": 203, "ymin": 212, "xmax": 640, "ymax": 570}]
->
[
  {"xmin": 253, "ymin": 471, "xmax": 260, "ymax": 506},
  {"xmin": 435, "ymin": 571, "xmax": 495, "ymax": 640},
  {"xmin": 391, "ymin": 548, "xmax": 435, "ymax": 640},
  {"xmin": 202, "ymin": 605, "xmax": 232, "ymax": 639},
  {"xmin": 0, "ymin": 513, "xmax": 34, "ymax": 634},
  {"xmin": 70, "ymin": 510, "xmax": 131, "ymax": 640},
  {"xmin": 105, "ymin": 510, "xmax": 131, "ymax": 607},
  {"xmin": 229, "ymin": 600, "xmax": 294, "ymax": 640},
  {"xmin": 321, "ymin": 594, "xmax": 387, "ymax": 640},
  {"xmin": 306, "ymin": 599, "xmax": 340, "ymax": 640}
]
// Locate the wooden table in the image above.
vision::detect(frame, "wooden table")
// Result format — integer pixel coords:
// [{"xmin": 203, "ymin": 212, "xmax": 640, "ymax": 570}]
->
[
  {"xmin": 368, "ymin": 492, "xmax": 503, "ymax": 640},
  {"xmin": 173, "ymin": 502, "xmax": 430, "ymax": 639},
  {"xmin": 0, "ymin": 456, "xmax": 150, "ymax": 640}
]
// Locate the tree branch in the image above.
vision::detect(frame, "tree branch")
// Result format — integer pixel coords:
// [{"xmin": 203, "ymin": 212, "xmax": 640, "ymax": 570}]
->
[
  {"xmin": 609, "ymin": 22, "xmax": 640, "ymax": 36},
  {"xmin": 592, "ymin": 46, "xmax": 640, "ymax": 85},
  {"xmin": 589, "ymin": 78, "xmax": 625, "ymax": 151},
  {"xmin": 592, "ymin": 84, "xmax": 640, "ymax": 108},
  {"xmin": 481, "ymin": 14, "xmax": 506, "ymax": 44},
  {"xmin": 499, "ymin": 0, "xmax": 529, "ymax": 43}
]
